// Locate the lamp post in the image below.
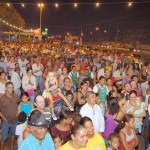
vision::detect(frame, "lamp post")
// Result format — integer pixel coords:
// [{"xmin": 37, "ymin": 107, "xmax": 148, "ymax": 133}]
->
[{"xmin": 38, "ymin": 3, "xmax": 44, "ymax": 35}]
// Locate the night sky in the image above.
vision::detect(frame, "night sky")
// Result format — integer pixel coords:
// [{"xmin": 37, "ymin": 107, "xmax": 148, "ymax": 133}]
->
[{"xmin": 7, "ymin": 0, "xmax": 150, "ymax": 39}]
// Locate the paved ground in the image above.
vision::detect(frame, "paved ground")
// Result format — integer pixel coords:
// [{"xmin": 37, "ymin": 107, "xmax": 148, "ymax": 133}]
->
[{"xmin": 3, "ymin": 135, "xmax": 146, "ymax": 150}]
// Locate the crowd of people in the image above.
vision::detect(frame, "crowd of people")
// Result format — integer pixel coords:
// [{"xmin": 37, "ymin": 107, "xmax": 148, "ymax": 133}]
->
[{"xmin": 0, "ymin": 41, "xmax": 149, "ymax": 150}]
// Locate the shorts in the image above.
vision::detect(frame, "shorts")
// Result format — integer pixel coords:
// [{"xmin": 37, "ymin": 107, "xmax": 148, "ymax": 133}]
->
[{"xmin": 1, "ymin": 121, "xmax": 18, "ymax": 142}]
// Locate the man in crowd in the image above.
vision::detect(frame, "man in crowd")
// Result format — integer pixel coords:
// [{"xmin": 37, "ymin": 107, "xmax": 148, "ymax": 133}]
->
[
  {"xmin": 0, "ymin": 82, "xmax": 20, "ymax": 150},
  {"xmin": 19, "ymin": 110, "xmax": 55, "ymax": 150},
  {"xmin": 80, "ymin": 91, "xmax": 105, "ymax": 134}
]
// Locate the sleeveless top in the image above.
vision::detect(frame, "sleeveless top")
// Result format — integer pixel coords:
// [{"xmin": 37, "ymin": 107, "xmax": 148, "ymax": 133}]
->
[
  {"xmin": 97, "ymin": 84, "xmax": 108, "ymax": 105},
  {"xmin": 20, "ymin": 102, "xmax": 32, "ymax": 116},
  {"xmin": 121, "ymin": 129, "xmax": 134, "ymax": 142},
  {"xmin": 103, "ymin": 114, "xmax": 118, "ymax": 138},
  {"xmin": 70, "ymin": 72, "xmax": 78, "ymax": 87}
]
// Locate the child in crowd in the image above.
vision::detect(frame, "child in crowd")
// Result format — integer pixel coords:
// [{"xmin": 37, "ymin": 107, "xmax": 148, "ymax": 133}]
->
[
  {"xmin": 18, "ymin": 92, "xmax": 34, "ymax": 116},
  {"xmin": 45, "ymin": 72, "xmax": 74, "ymax": 120},
  {"xmin": 63, "ymin": 90, "xmax": 74, "ymax": 110},
  {"xmin": 52, "ymin": 133, "xmax": 63, "ymax": 150},
  {"xmin": 95, "ymin": 93, "xmax": 106, "ymax": 116},
  {"xmin": 107, "ymin": 133, "xmax": 120, "ymax": 150},
  {"xmin": 134, "ymin": 96, "xmax": 146, "ymax": 133},
  {"xmin": 15, "ymin": 112, "xmax": 27, "ymax": 147},
  {"xmin": 116, "ymin": 114, "xmax": 138, "ymax": 150}
]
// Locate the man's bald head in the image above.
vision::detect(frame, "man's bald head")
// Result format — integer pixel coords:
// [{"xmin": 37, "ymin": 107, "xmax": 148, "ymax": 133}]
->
[{"xmin": 34, "ymin": 95, "xmax": 44, "ymax": 103}]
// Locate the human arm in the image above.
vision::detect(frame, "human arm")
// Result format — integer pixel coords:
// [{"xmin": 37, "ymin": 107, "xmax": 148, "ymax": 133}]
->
[
  {"xmin": 17, "ymin": 105, "xmax": 21, "ymax": 115},
  {"xmin": 0, "ymin": 111, "xmax": 7, "ymax": 121}
]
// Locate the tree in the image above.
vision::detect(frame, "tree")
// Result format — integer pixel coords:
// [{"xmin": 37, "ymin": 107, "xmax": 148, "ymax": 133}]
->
[{"xmin": 0, "ymin": 5, "xmax": 25, "ymax": 31}]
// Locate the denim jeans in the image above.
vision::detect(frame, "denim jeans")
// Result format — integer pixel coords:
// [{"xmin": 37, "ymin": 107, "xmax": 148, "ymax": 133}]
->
[
  {"xmin": 36, "ymin": 76, "xmax": 44, "ymax": 93},
  {"xmin": 1, "ymin": 121, "xmax": 18, "ymax": 142}
]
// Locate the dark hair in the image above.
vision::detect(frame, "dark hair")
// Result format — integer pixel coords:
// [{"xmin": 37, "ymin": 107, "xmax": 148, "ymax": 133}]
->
[
  {"xmin": 129, "ymin": 90, "xmax": 137, "ymax": 96},
  {"xmin": 99, "ymin": 76, "xmax": 105, "ymax": 81},
  {"xmin": 82, "ymin": 78, "xmax": 90, "ymax": 83},
  {"xmin": 51, "ymin": 133, "xmax": 62, "ymax": 141},
  {"xmin": 18, "ymin": 111, "xmax": 27, "ymax": 123},
  {"xmin": 118, "ymin": 93, "xmax": 125, "ymax": 102},
  {"xmin": 108, "ymin": 98, "xmax": 120, "ymax": 115},
  {"xmin": 80, "ymin": 80, "xmax": 88, "ymax": 87},
  {"xmin": 108, "ymin": 133, "xmax": 120, "ymax": 141},
  {"xmin": 92, "ymin": 65, "xmax": 97, "ymax": 72},
  {"xmin": 115, "ymin": 114, "xmax": 134, "ymax": 133},
  {"xmin": 131, "ymin": 75, "xmax": 138, "ymax": 80},
  {"xmin": 66, "ymin": 90, "xmax": 73, "ymax": 96},
  {"xmin": 5, "ymin": 81, "xmax": 13, "ymax": 87},
  {"xmin": 59, "ymin": 109, "xmax": 72, "ymax": 121},
  {"xmin": 80, "ymin": 116, "xmax": 92, "ymax": 126},
  {"xmin": 20, "ymin": 92, "xmax": 29, "ymax": 99},
  {"xmin": 71, "ymin": 124, "xmax": 85, "ymax": 136},
  {"xmin": 26, "ymin": 67, "xmax": 32, "ymax": 73},
  {"xmin": 0, "ymin": 71, "xmax": 6, "ymax": 76},
  {"xmin": 117, "ymin": 64, "xmax": 123, "ymax": 70},
  {"xmin": 63, "ymin": 77, "xmax": 71, "ymax": 83},
  {"xmin": 85, "ymin": 91, "xmax": 95, "ymax": 99},
  {"xmin": 14, "ymin": 67, "xmax": 20, "ymax": 72},
  {"xmin": 72, "ymin": 112, "xmax": 82, "ymax": 126}
]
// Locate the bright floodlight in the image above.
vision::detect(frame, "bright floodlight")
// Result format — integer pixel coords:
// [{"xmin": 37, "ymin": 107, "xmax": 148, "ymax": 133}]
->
[
  {"xmin": 55, "ymin": 3, "xmax": 59, "ymax": 8},
  {"xmin": 128, "ymin": 2, "xmax": 133, "ymax": 7},
  {"xmin": 96, "ymin": 3, "xmax": 100, "ymax": 7},
  {"xmin": 74, "ymin": 3, "xmax": 78, "ymax": 8},
  {"xmin": 21, "ymin": 3, "xmax": 25, "ymax": 7},
  {"xmin": 7, "ymin": 3, "xmax": 10, "ymax": 7}
]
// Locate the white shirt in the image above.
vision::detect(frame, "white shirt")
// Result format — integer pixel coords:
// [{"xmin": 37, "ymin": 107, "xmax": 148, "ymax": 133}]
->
[
  {"xmin": 11, "ymin": 72, "xmax": 21, "ymax": 90},
  {"xmin": 93, "ymin": 84, "xmax": 109, "ymax": 94},
  {"xmin": 113, "ymin": 70, "xmax": 122, "ymax": 85},
  {"xmin": 32, "ymin": 63, "xmax": 43, "ymax": 77},
  {"xmin": 69, "ymin": 71, "xmax": 79, "ymax": 78},
  {"xmin": 97, "ymin": 68, "xmax": 105, "ymax": 79},
  {"xmin": 16, "ymin": 122, "xmax": 27, "ymax": 147},
  {"xmin": 18, "ymin": 59, "xmax": 28, "ymax": 76},
  {"xmin": 80, "ymin": 103, "xmax": 105, "ymax": 133},
  {"xmin": 141, "ymin": 81, "xmax": 149, "ymax": 96},
  {"xmin": 22, "ymin": 74, "xmax": 36, "ymax": 91}
]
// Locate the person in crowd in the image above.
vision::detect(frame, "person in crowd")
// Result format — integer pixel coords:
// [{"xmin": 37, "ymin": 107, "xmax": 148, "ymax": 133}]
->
[
  {"xmin": 32, "ymin": 57, "xmax": 44, "ymax": 93},
  {"xmin": 0, "ymin": 82, "xmax": 20, "ymax": 150},
  {"xmin": 11, "ymin": 67, "xmax": 22, "ymax": 96},
  {"xmin": 107, "ymin": 133, "xmax": 120, "ymax": 150},
  {"xmin": 51, "ymin": 109, "xmax": 73, "ymax": 142},
  {"xmin": 58, "ymin": 67, "xmax": 73, "ymax": 88},
  {"xmin": 91, "ymin": 65, "xmax": 97, "ymax": 84},
  {"xmin": 7, "ymin": 56, "xmax": 16, "ymax": 79},
  {"xmin": 0, "ymin": 55, "xmax": 7, "ymax": 72},
  {"xmin": 22, "ymin": 67, "xmax": 36, "ymax": 103},
  {"xmin": 52, "ymin": 133, "xmax": 63, "ymax": 150},
  {"xmin": 58, "ymin": 124, "xmax": 88, "ymax": 150},
  {"xmin": 139, "ymin": 64, "xmax": 148, "ymax": 82},
  {"xmin": 78, "ymin": 70, "xmax": 87, "ymax": 86},
  {"xmin": 115, "ymin": 114, "xmax": 138, "ymax": 150},
  {"xmin": 80, "ymin": 116, "xmax": 106, "ymax": 150},
  {"xmin": 76, "ymin": 81, "xmax": 88, "ymax": 111},
  {"xmin": 72, "ymin": 58, "xmax": 81, "ymax": 72},
  {"xmin": 0, "ymin": 71, "xmax": 8, "ymax": 96},
  {"xmin": 93, "ymin": 76, "xmax": 109, "ymax": 106},
  {"xmin": 107, "ymin": 78, "xmax": 118, "ymax": 93},
  {"xmin": 80, "ymin": 91, "xmax": 105, "ymax": 134},
  {"xmin": 121, "ymin": 83, "xmax": 132, "ymax": 100},
  {"xmin": 16, "ymin": 112, "xmax": 27, "ymax": 147},
  {"xmin": 130, "ymin": 80, "xmax": 141, "ymax": 96},
  {"xmin": 69, "ymin": 66, "xmax": 79, "ymax": 88},
  {"xmin": 19, "ymin": 110, "xmax": 55, "ymax": 150},
  {"xmin": 18, "ymin": 92, "xmax": 34, "ymax": 116}
]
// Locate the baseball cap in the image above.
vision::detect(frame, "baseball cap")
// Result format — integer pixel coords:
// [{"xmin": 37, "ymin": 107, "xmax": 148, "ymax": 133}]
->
[{"xmin": 28, "ymin": 110, "xmax": 50, "ymax": 128}]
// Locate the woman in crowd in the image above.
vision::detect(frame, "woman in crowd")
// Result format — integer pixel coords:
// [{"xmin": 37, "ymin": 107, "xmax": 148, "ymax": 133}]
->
[
  {"xmin": 91, "ymin": 65, "xmax": 97, "ymax": 84},
  {"xmin": 22, "ymin": 67, "xmax": 36, "ymax": 103},
  {"xmin": 51, "ymin": 109, "xmax": 73, "ymax": 143},
  {"xmin": 58, "ymin": 124, "xmax": 88, "ymax": 150},
  {"xmin": 0, "ymin": 71, "xmax": 8, "ymax": 96},
  {"xmin": 80, "ymin": 116, "xmax": 106, "ymax": 150}
]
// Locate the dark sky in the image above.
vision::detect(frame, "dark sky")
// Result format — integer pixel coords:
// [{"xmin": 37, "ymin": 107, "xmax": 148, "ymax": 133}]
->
[{"xmin": 7, "ymin": 0, "xmax": 150, "ymax": 38}]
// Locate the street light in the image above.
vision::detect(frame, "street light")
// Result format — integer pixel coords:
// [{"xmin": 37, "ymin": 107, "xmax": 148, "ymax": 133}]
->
[
  {"xmin": 128, "ymin": 2, "xmax": 133, "ymax": 7},
  {"xmin": 74, "ymin": 3, "xmax": 78, "ymax": 8},
  {"xmin": 21, "ymin": 3, "xmax": 25, "ymax": 7},
  {"xmin": 38, "ymin": 3, "xmax": 44, "ymax": 35},
  {"xmin": 7, "ymin": 3, "xmax": 10, "ymax": 7},
  {"xmin": 96, "ymin": 27, "xmax": 99, "ymax": 31},
  {"xmin": 96, "ymin": 3, "xmax": 100, "ymax": 7},
  {"xmin": 55, "ymin": 3, "xmax": 59, "ymax": 8}
]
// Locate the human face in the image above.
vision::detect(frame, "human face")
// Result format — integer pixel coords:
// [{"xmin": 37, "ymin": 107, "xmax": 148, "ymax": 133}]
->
[
  {"xmin": 109, "ymin": 137, "xmax": 120, "ymax": 149},
  {"xmin": 87, "ymin": 93, "xmax": 96, "ymax": 106},
  {"xmin": 31, "ymin": 126, "xmax": 48, "ymax": 141},
  {"xmin": 81, "ymin": 83, "xmax": 88, "ymax": 91},
  {"xmin": 48, "ymin": 72, "xmax": 55, "ymax": 81},
  {"xmin": 54, "ymin": 137, "xmax": 62, "ymax": 150},
  {"xmin": 35, "ymin": 98, "xmax": 45, "ymax": 109},
  {"xmin": 27, "ymin": 70, "xmax": 33, "ymax": 76},
  {"xmin": 65, "ymin": 117, "xmax": 73, "ymax": 125},
  {"xmin": 107, "ymin": 79, "xmax": 112, "ymax": 86},
  {"xmin": 133, "ymin": 77, "xmax": 138, "ymax": 83},
  {"xmin": 0, "ymin": 57, "xmax": 4, "ymax": 62},
  {"xmin": 84, "ymin": 121, "xmax": 94, "ymax": 137},
  {"xmin": 130, "ymin": 93, "xmax": 136, "ymax": 102},
  {"xmin": 72, "ymin": 128, "xmax": 88, "ymax": 148},
  {"xmin": 64, "ymin": 79, "xmax": 71, "ymax": 87},
  {"xmin": 126, "ymin": 118, "xmax": 135, "ymax": 129},
  {"xmin": 6, "ymin": 84, "xmax": 14, "ymax": 94},
  {"xmin": 124, "ymin": 83, "xmax": 131, "ymax": 92},
  {"xmin": 21, "ymin": 95, "xmax": 29, "ymax": 104},
  {"xmin": 99, "ymin": 78, "xmax": 106, "ymax": 86},
  {"xmin": 66, "ymin": 94, "xmax": 73, "ymax": 102},
  {"xmin": 105, "ymin": 70, "xmax": 111, "ymax": 78},
  {"xmin": 62, "ymin": 68, "xmax": 68, "ymax": 75},
  {"xmin": 130, "ymin": 81, "xmax": 137, "ymax": 90},
  {"xmin": 0, "ymin": 73, "xmax": 6, "ymax": 80}
]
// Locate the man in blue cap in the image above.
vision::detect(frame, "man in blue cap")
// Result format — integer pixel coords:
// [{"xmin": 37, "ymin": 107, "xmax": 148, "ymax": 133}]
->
[{"xmin": 19, "ymin": 110, "xmax": 55, "ymax": 150}]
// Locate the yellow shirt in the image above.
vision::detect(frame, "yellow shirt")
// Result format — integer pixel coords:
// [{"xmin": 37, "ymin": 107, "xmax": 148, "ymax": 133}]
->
[
  {"xmin": 105, "ymin": 66, "xmax": 112, "ymax": 72},
  {"xmin": 86, "ymin": 133, "xmax": 106, "ymax": 150},
  {"xmin": 58, "ymin": 142, "xmax": 87, "ymax": 150}
]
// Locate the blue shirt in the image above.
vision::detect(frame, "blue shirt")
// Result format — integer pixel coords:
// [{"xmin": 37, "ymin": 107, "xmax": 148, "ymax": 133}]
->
[{"xmin": 19, "ymin": 133, "xmax": 55, "ymax": 150}]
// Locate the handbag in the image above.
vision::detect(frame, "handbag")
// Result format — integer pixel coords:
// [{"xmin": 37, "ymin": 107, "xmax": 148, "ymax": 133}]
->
[{"xmin": 27, "ymin": 89, "xmax": 34, "ymax": 97}]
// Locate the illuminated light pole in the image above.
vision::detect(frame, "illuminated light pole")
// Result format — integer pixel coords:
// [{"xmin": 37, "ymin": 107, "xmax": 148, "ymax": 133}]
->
[
  {"xmin": 96, "ymin": 2, "xmax": 100, "ymax": 7},
  {"xmin": 74, "ymin": 3, "xmax": 78, "ymax": 8},
  {"xmin": 128, "ymin": 2, "xmax": 133, "ymax": 7},
  {"xmin": 38, "ymin": 3, "xmax": 44, "ymax": 35},
  {"xmin": 55, "ymin": 3, "xmax": 59, "ymax": 8},
  {"xmin": 21, "ymin": 3, "xmax": 25, "ymax": 7}
]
